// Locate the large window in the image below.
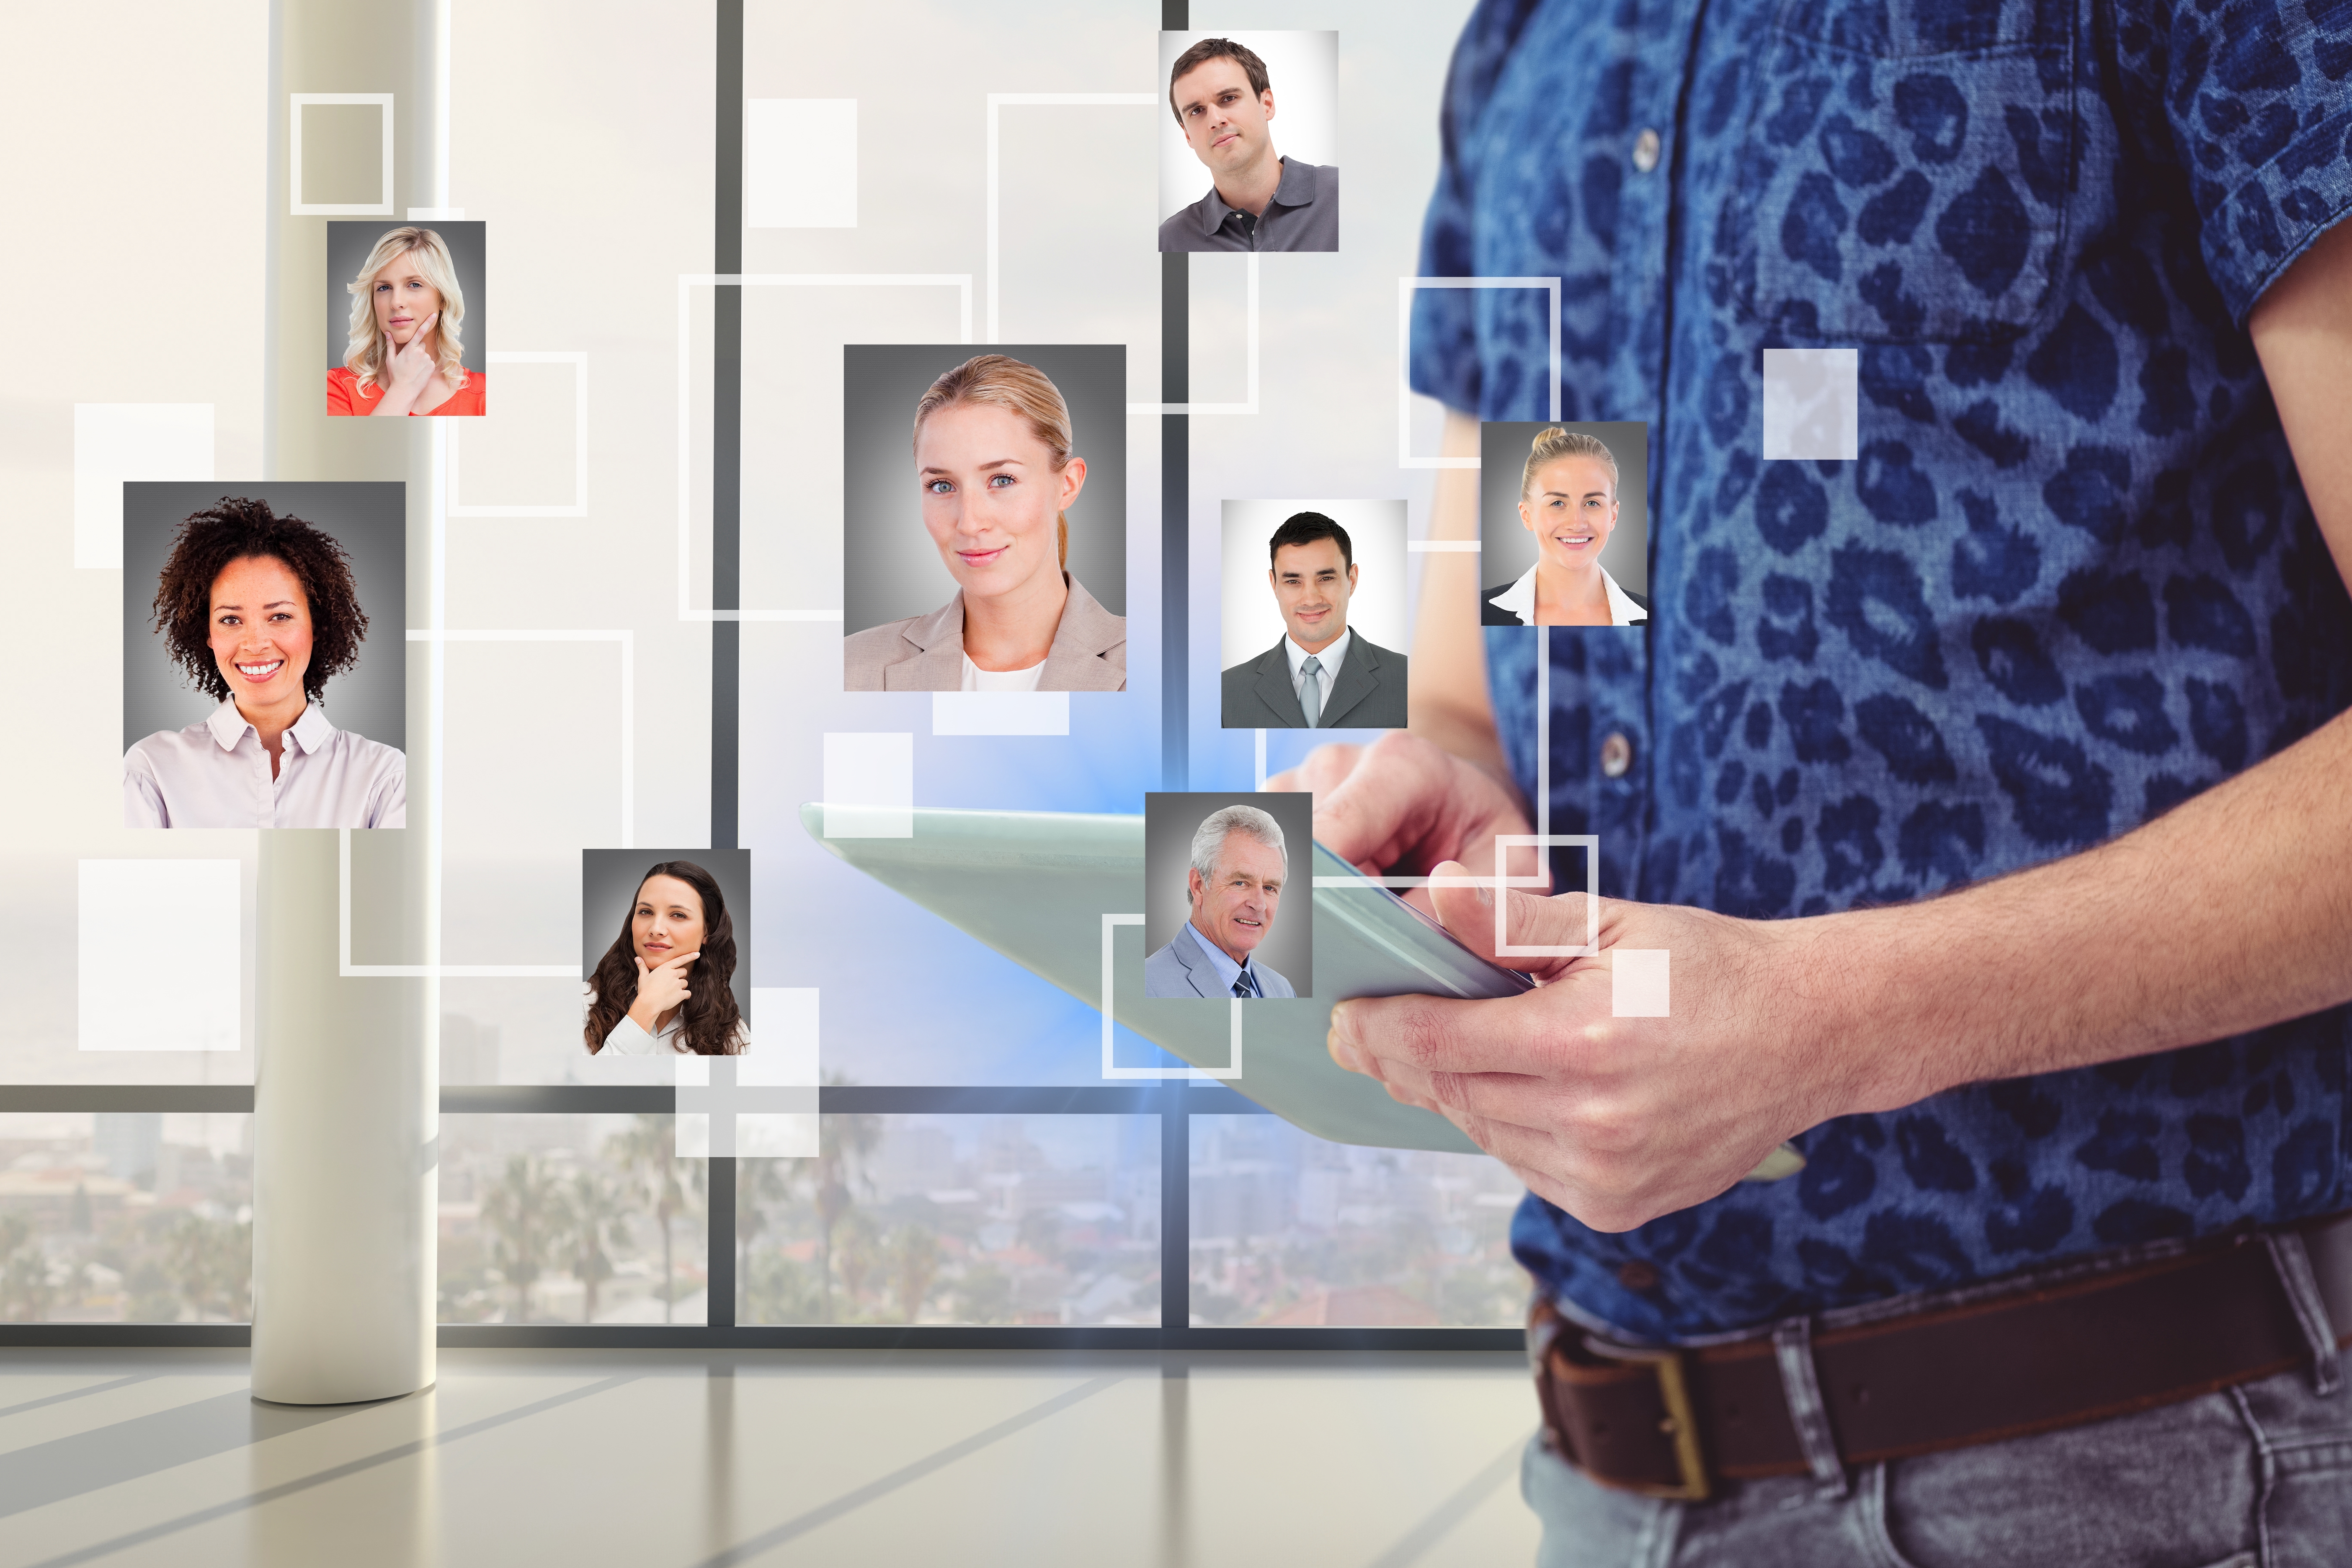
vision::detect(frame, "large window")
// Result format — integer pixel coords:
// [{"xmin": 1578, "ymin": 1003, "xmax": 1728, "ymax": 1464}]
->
[
  {"xmin": 0, "ymin": 1114, "xmax": 253, "ymax": 1325},
  {"xmin": 0, "ymin": 0, "xmax": 1518, "ymax": 1353},
  {"xmin": 738, "ymin": 1114, "xmax": 1162, "ymax": 1326},
  {"xmin": 439, "ymin": 1115, "xmax": 707, "ymax": 1326}
]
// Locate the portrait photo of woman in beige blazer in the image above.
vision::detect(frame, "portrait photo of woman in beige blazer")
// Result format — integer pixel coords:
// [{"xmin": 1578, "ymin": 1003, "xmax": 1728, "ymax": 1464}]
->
[{"xmin": 843, "ymin": 351, "xmax": 1127, "ymax": 691}]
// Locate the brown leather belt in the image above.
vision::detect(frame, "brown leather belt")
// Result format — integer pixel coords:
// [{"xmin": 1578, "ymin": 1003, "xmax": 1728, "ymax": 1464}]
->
[{"xmin": 1531, "ymin": 1211, "xmax": 2352, "ymax": 1500}]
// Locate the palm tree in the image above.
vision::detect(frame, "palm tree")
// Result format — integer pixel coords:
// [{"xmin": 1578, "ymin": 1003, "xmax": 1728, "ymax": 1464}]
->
[
  {"xmin": 556, "ymin": 1168, "xmax": 635, "ymax": 1324},
  {"xmin": 0, "ymin": 1248, "xmax": 52, "ymax": 1323},
  {"xmin": 891, "ymin": 1225, "xmax": 942, "ymax": 1324},
  {"xmin": 611, "ymin": 1117, "xmax": 701, "ymax": 1324},
  {"xmin": 734, "ymin": 1155, "xmax": 806, "ymax": 1326},
  {"xmin": 812, "ymin": 1092, "xmax": 882, "ymax": 1323},
  {"xmin": 480, "ymin": 1154, "xmax": 562, "ymax": 1322},
  {"xmin": 163, "ymin": 1212, "xmax": 249, "ymax": 1322},
  {"xmin": 835, "ymin": 1210, "xmax": 880, "ymax": 1320}
]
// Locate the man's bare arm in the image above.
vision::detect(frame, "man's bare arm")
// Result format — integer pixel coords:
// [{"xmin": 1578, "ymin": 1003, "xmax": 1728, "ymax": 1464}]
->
[{"xmin": 1406, "ymin": 409, "xmax": 1512, "ymax": 782}]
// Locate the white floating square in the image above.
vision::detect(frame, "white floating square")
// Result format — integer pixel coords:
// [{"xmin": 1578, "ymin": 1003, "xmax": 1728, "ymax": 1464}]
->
[
  {"xmin": 80, "ymin": 860, "xmax": 240, "ymax": 1050},
  {"xmin": 75, "ymin": 405, "xmax": 214, "ymax": 568},
  {"xmin": 1762, "ymin": 348, "xmax": 1859, "ymax": 461},
  {"xmin": 746, "ymin": 99, "xmax": 856, "ymax": 229},
  {"xmin": 748, "ymin": 988, "xmax": 820, "ymax": 1085},
  {"xmin": 823, "ymin": 732, "xmax": 913, "ymax": 838},
  {"xmin": 931, "ymin": 691, "xmax": 1070, "ymax": 736},
  {"xmin": 1611, "ymin": 949, "xmax": 1670, "ymax": 1018}
]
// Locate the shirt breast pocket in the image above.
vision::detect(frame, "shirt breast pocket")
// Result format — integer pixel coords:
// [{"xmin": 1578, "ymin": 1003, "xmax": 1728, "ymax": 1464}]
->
[{"xmin": 1729, "ymin": 0, "xmax": 2077, "ymax": 344}]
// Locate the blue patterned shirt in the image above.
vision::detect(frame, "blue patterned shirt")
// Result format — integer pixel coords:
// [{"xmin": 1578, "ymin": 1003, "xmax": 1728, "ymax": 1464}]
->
[{"xmin": 1411, "ymin": 0, "xmax": 2352, "ymax": 1341}]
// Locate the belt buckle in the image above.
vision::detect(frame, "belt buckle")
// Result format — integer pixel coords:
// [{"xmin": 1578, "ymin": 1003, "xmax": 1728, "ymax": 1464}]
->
[{"xmin": 1589, "ymin": 1340, "xmax": 1712, "ymax": 1502}]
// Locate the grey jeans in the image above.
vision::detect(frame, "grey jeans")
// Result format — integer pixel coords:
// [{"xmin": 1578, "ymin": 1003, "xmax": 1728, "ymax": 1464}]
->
[{"xmin": 1524, "ymin": 1350, "xmax": 2352, "ymax": 1568}]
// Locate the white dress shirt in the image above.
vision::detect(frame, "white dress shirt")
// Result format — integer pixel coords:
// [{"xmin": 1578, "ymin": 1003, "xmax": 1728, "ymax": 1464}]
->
[
  {"xmin": 124, "ymin": 700, "xmax": 405, "ymax": 829},
  {"xmin": 1490, "ymin": 563, "xmax": 1649, "ymax": 627},
  {"xmin": 586, "ymin": 985, "xmax": 753, "ymax": 1055},
  {"xmin": 960, "ymin": 653, "xmax": 1046, "ymax": 692},
  {"xmin": 1282, "ymin": 627, "xmax": 1351, "ymax": 722}
]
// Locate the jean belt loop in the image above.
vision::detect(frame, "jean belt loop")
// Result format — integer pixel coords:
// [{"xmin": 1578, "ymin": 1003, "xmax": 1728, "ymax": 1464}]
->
[
  {"xmin": 2262, "ymin": 1228, "xmax": 2344, "ymax": 1396},
  {"xmin": 1772, "ymin": 1313, "xmax": 1849, "ymax": 1494}
]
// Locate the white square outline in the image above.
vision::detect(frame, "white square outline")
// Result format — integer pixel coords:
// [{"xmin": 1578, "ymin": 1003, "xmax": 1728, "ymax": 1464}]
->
[
  {"xmin": 1100, "ymin": 914, "xmax": 1242, "ymax": 1080},
  {"xmin": 1493, "ymin": 835, "xmax": 1598, "ymax": 959},
  {"xmin": 342, "ymin": 630, "xmax": 634, "ymax": 977},
  {"xmin": 1397, "ymin": 277, "xmax": 1562, "ymax": 468},
  {"xmin": 290, "ymin": 94, "xmax": 395, "ymax": 216},
  {"xmin": 448, "ymin": 352, "xmax": 590, "ymax": 517},
  {"xmin": 675, "ymin": 273, "xmax": 971, "ymax": 622},
  {"xmin": 986, "ymin": 93, "xmax": 1257, "ymax": 413}
]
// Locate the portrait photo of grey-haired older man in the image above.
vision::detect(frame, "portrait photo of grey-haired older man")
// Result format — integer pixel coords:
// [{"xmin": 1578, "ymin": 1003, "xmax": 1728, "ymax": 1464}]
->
[{"xmin": 1141, "ymin": 793, "xmax": 1314, "ymax": 999}]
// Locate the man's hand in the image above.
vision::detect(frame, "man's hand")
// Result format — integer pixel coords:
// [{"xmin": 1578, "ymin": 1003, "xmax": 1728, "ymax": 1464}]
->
[
  {"xmin": 1327, "ymin": 868, "xmax": 1851, "ymax": 1232},
  {"xmin": 1268, "ymin": 730, "xmax": 1540, "ymax": 915}
]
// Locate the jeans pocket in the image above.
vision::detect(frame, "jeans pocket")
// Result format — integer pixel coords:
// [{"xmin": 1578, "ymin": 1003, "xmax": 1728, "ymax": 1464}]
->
[
  {"xmin": 1728, "ymin": 0, "xmax": 2077, "ymax": 344},
  {"xmin": 1864, "ymin": 1389, "xmax": 2265, "ymax": 1568}
]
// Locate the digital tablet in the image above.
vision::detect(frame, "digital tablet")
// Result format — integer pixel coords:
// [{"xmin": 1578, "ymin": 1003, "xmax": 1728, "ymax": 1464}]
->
[{"xmin": 803, "ymin": 804, "xmax": 1801, "ymax": 1180}]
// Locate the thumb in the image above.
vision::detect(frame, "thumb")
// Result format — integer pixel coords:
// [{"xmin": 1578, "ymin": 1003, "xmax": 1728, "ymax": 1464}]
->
[
  {"xmin": 1427, "ymin": 859, "xmax": 1599, "ymax": 971},
  {"xmin": 634, "ymin": 956, "xmax": 650, "ymax": 980}
]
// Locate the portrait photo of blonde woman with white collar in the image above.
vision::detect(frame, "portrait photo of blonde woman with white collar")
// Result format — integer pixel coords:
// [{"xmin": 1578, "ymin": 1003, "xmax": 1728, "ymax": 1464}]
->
[
  {"xmin": 1478, "ymin": 421, "xmax": 1653, "ymax": 628},
  {"xmin": 841, "ymin": 345, "xmax": 1128, "ymax": 692}
]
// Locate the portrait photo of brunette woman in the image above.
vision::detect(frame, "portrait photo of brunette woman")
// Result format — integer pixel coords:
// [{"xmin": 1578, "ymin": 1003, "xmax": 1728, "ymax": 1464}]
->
[
  {"xmin": 122, "ymin": 483, "xmax": 407, "ymax": 830},
  {"xmin": 581, "ymin": 850, "xmax": 752, "ymax": 1057},
  {"xmin": 325, "ymin": 221, "xmax": 488, "ymax": 417},
  {"xmin": 842, "ymin": 345, "xmax": 1127, "ymax": 691}
]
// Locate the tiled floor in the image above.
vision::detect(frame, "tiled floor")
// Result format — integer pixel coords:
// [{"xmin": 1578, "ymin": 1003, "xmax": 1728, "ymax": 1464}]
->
[{"xmin": 0, "ymin": 1348, "xmax": 1542, "ymax": 1566}]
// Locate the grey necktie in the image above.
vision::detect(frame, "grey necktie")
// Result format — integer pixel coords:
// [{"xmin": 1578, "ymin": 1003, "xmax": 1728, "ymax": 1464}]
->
[{"xmin": 1299, "ymin": 655, "xmax": 1323, "ymax": 727}]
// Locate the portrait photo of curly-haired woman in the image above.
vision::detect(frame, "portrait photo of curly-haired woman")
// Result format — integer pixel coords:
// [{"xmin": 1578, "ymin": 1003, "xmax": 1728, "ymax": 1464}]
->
[{"xmin": 121, "ymin": 482, "xmax": 407, "ymax": 829}]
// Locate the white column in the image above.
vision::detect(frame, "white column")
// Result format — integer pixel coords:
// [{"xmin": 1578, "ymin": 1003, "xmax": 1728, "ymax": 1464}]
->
[
  {"xmin": 252, "ymin": 0, "xmax": 440, "ymax": 1405},
  {"xmin": 251, "ymin": 832, "xmax": 436, "ymax": 1403}
]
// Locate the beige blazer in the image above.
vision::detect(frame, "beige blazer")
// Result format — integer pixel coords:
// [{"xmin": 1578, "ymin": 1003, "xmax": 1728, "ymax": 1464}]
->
[{"xmin": 843, "ymin": 573, "xmax": 1127, "ymax": 691}]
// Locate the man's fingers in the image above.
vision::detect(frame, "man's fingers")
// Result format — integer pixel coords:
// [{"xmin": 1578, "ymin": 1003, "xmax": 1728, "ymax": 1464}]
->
[
  {"xmin": 1429, "ymin": 860, "xmax": 1600, "ymax": 971},
  {"xmin": 1264, "ymin": 742, "xmax": 1361, "ymax": 796},
  {"xmin": 1329, "ymin": 988, "xmax": 1591, "ymax": 1080},
  {"xmin": 1311, "ymin": 732, "xmax": 1453, "ymax": 871}
]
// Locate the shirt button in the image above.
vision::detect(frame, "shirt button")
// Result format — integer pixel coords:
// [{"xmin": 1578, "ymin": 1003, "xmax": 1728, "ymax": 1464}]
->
[
  {"xmin": 1617, "ymin": 1260, "xmax": 1661, "ymax": 1291},
  {"xmin": 1632, "ymin": 127, "xmax": 1661, "ymax": 174},
  {"xmin": 1600, "ymin": 731, "xmax": 1634, "ymax": 778}
]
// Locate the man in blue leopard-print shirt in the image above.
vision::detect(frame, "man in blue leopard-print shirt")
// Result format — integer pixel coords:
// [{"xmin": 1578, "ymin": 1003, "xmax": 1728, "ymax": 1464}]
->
[{"xmin": 1276, "ymin": 0, "xmax": 2352, "ymax": 1560}]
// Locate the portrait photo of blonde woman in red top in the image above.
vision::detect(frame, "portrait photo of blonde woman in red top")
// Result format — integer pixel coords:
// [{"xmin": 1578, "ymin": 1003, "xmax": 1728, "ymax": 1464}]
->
[{"xmin": 325, "ymin": 222, "xmax": 488, "ymax": 417}]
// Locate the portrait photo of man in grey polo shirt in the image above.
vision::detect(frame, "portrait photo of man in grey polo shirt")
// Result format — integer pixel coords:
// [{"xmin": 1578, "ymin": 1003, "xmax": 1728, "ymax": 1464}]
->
[{"xmin": 1157, "ymin": 34, "xmax": 1338, "ymax": 254}]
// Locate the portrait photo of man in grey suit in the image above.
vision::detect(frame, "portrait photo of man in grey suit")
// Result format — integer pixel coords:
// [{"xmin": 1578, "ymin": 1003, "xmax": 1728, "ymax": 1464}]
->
[
  {"xmin": 1220, "ymin": 511, "xmax": 1409, "ymax": 730},
  {"xmin": 1143, "ymin": 804, "xmax": 1297, "ymax": 999}
]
